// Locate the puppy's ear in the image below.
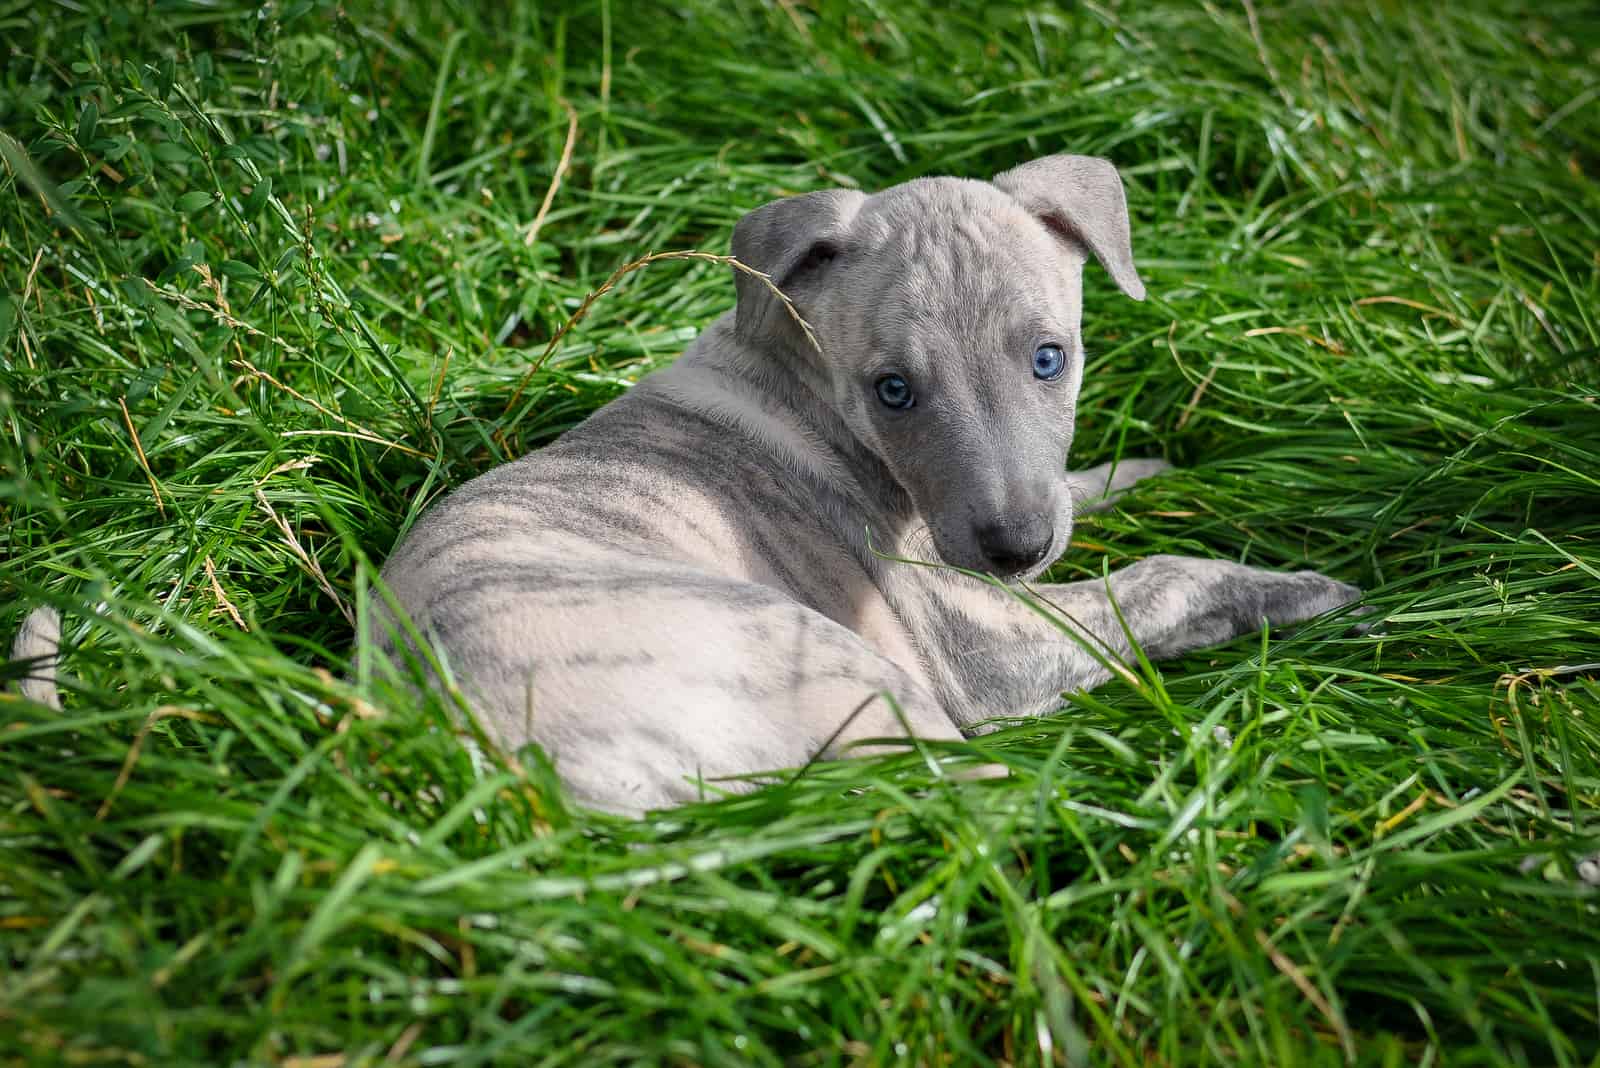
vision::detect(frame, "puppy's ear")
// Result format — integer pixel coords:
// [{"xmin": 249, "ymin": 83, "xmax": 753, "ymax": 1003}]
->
[
  {"xmin": 731, "ymin": 188, "xmax": 865, "ymax": 356},
  {"xmin": 992, "ymin": 155, "xmax": 1146, "ymax": 301}
]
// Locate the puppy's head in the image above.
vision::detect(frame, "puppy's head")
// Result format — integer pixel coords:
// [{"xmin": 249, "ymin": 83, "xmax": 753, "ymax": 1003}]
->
[{"xmin": 731, "ymin": 155, "xmax": 1145, "ymax": 580}]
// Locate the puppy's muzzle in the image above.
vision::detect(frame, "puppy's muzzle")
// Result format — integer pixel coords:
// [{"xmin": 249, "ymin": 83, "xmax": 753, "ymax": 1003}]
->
[{"xmin": 976, "ymin": 513, "xmax": 1053, "ymax": 575}]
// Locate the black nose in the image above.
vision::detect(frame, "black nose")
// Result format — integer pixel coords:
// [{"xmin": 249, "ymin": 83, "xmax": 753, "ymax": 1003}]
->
[{"xmin": 976, "ymin": 513, "xmax": 1054, "ymax": 574}]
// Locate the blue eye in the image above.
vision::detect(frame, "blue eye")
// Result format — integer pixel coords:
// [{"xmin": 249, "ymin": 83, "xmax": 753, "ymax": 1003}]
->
[
  {"xmin": 1033, "ymin": 344, "xmax": 1066, "ymax": 381},
  {"xmin": 875, "ymin": 374, "xmax": 914, "ymax": 409}
]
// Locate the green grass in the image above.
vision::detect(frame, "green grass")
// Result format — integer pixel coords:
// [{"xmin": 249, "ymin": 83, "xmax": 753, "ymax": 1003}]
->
[{"xmin": 3, "ymin": 0, "xmax": 1599, "ymax": 1064}]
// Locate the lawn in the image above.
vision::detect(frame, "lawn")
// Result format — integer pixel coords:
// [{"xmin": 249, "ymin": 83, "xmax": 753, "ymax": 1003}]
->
[{"xmin": 2, "ymin": 1, "xmax": 1598, "ymax": 1064}]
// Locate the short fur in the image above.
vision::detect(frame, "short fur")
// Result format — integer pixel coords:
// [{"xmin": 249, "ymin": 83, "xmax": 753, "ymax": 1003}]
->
[
  {"xmin": 8, "ymin": 605, "xmax": 62, "ymax": 711},
  {"xmin": 368, "ymin": 155, "xmax": 1363, "ymax": 814}
]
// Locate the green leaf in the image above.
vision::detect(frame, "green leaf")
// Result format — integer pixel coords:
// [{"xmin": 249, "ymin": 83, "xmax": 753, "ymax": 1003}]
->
[
  {"xmin": 219, "ymin": 259, "xmax": 262, "ymax": 283},
  {"xmin": 116, "ymin": 277, "xmax": 151, "ymax": 308},
  {"xmin": 175, "ymin": 190, "xmax": 215, "ymax": 213},
  {"xmin": 152, "ymin": 141, "xmax": 193, "ymax": 163},
  {"xmin": 242, "ymin": 177, "xmax": 272, "ymax": 218},
  {"xmin": 76, "ymin": 100, "xmax": 99, "ymax": 146},
  {"xmin": 201, "ymin": 325, "xmax": 235, "ymax": 354}
]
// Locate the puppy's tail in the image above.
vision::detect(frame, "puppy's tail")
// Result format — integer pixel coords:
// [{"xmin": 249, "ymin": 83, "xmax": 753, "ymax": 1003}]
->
[{"xmin": 9, "ymin": 606, "xmax": 62, "ymax": 710}]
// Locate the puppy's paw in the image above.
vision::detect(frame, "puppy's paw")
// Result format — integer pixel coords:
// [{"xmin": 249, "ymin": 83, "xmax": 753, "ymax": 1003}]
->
[
  {"xmin": 1068, "ymin": 458, "xmax": 1176, "ymax": 515},
  {"xmin": 1268, "ymin": 572, "xmax": 1365, "ymax": 630},
  {"xmin": 951, "ymin": 760, "xmax": 1009, "ymax": 783},
  {"xmin": 1519, "ymin": 849, "xmax": 1600, "ymax": 885},
  {"xmin": 1109, "ymin": 457, "xmax": 1177, "ymax": 482},
  {"xmin": 1343, "ymin": 603, "xmax": 1384, "ymax": 637}
]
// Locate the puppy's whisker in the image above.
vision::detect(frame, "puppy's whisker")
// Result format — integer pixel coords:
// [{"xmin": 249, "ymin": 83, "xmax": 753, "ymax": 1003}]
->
[{"xmin": 897, "ymin": 524, "xmax": 942, "ymax": 565}]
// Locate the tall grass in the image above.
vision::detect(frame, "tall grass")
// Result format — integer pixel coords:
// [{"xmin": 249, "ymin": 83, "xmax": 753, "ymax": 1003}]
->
[{"xmin": 2, "ymin": 1, "xmax": 1598, "ymax": 1064}]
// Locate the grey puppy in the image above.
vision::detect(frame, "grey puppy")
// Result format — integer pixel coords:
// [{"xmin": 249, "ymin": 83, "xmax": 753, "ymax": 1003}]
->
[{"xmin": 366, "ymin": 155, "xmax": 1363, "ymax": 814}]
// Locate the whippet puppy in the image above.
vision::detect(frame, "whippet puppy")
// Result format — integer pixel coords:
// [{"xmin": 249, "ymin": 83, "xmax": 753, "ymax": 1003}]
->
[{"xmin": 363, "ymin": 155, "xmax": 1364, "ymax": 812}]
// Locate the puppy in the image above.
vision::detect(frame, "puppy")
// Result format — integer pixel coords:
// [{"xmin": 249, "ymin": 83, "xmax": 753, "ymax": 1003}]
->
[{"xmin": 368, "ymin": 156, "xmax": 1363, "ymax": 813}]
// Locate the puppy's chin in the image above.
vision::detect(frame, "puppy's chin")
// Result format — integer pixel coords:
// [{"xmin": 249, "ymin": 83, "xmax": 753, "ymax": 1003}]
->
[
  {"xmin": 1037, "ymin": 515, "xmax": 1073, "ymax": 576},
  {"xmin": 1007, "ymin": 517, "xmax": 1073, "ymax": 584},
  {"xmin": 1009, "ymin": 550, "xmax": 1062, "ymax": 585},
  {"xmin": 933, "ymin": 548, "xmax": 1051, "ymax": 584}
]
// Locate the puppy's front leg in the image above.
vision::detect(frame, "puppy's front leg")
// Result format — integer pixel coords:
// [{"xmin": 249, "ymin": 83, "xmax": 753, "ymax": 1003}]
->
[
  {"xmin": 1028, "ymin": 554, "xmax": 1362, "ymax": 695},
  {"xmin": 1065, "ymin": 458, "xmax": 1173, "ymax": 515}
]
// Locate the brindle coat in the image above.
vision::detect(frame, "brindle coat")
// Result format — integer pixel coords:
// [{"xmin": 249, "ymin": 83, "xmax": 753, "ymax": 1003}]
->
[{"xmin": 367, "ymin": 156, "xmax": 1364, "ymax": 813}]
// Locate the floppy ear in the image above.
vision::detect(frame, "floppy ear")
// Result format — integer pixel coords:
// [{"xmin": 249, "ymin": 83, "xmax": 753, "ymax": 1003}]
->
[
  {"xmin": 731, "ymin": 188, "xmax": 865, "ymax": 357},
  {"xmin": 992, "ymin": 155, "xmax": 1146, "ymax": 301}
]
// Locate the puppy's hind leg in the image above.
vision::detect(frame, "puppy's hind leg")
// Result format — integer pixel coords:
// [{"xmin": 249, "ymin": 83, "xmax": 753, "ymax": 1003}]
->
[
  {"xmin": 8, "ymin": 606, "xmax": 62, "ymax": 710},
  {"xmin": 462, "ymin": 589, "xmax": 979, "ymax": 814}
]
